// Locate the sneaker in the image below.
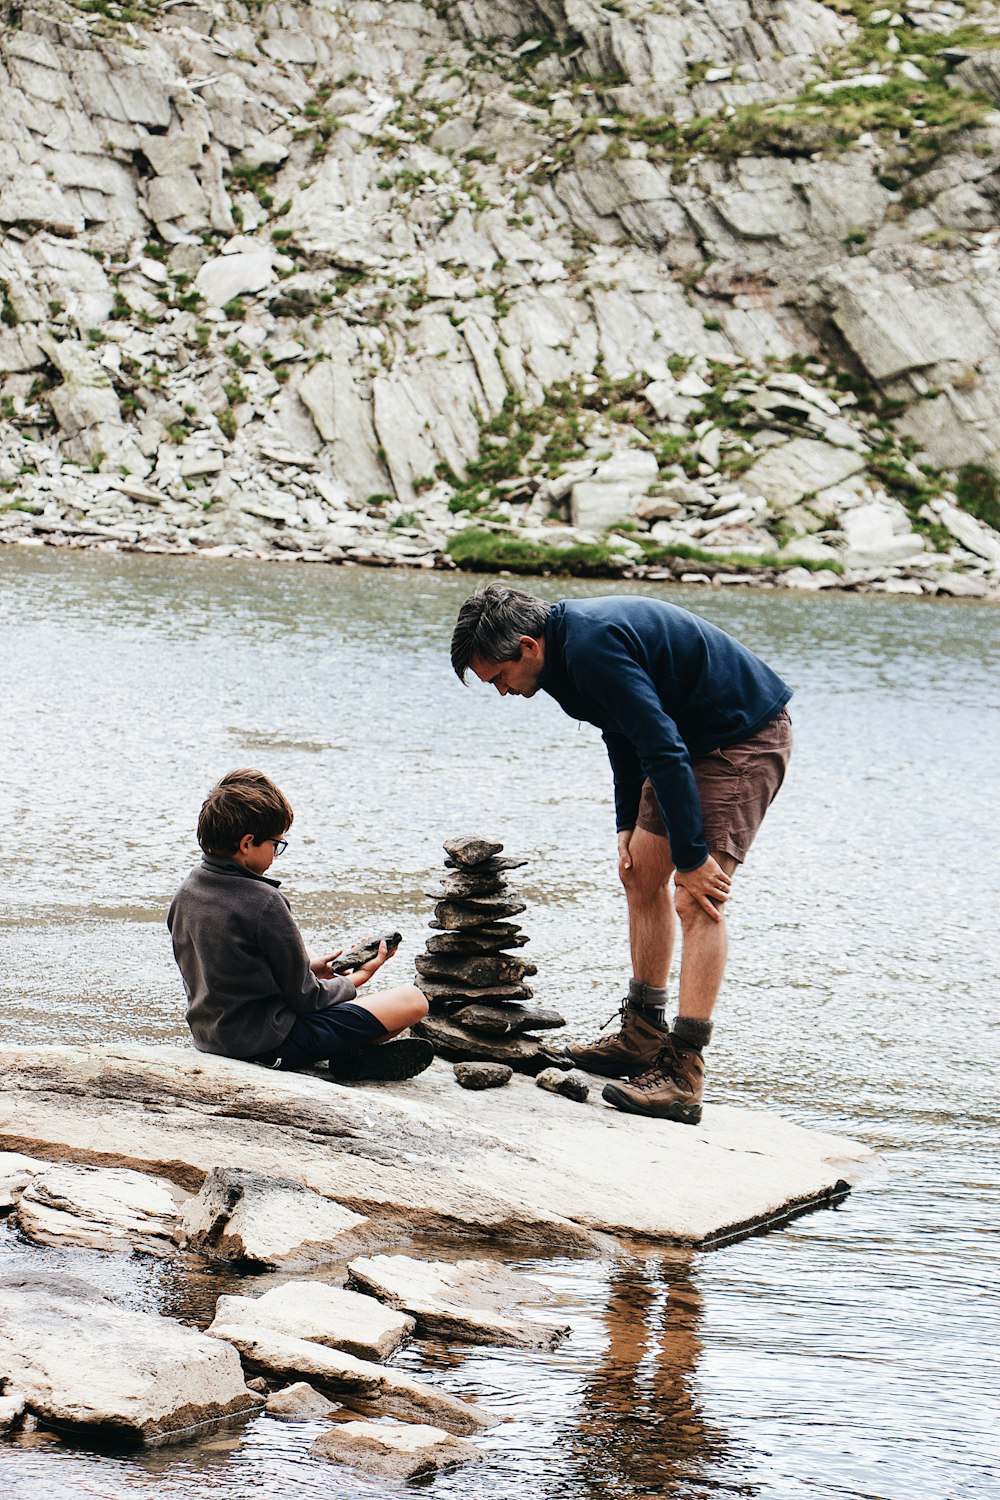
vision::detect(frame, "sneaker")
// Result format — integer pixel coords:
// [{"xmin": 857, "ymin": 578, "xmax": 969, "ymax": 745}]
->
[
  {"xmin": 564, "ymin": 1000, "xmax": 669, "ymax": 1079},
  {"xmin": 601, "ymin": 1037, "xmax": 705, "ymax": 1125},
  {"xmin": 328, "ymin": 1037, "xmax": 434, "ymax": 1083}
]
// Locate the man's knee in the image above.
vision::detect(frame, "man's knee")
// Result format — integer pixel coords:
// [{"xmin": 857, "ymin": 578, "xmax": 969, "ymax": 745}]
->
[
  {"xmin": 408, "ymin": 985, "xmax": 430, "ymax": 1024},
  {"xmin": 674, "ymin": 883, "xmax": 718, "ymax": 927},
  {"xmin": 620, "ymin": 836, "xmax": 674, "ymax": 898}
]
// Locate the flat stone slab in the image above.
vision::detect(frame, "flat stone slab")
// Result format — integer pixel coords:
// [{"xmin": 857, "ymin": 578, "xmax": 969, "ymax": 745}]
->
[
  {"xmin": 206, "ymin": 1321, "xmax": 493, "ymax": 1434},
  {"xmin": 349, "ymin": 1253, "xmax": 569, "ymax": 1349},
  {"xmin": 311, "ymin": 1418, "xmax": 481, "ymax": 1478},
  {"xmin": 416, "ymin": 954, "xmax": 537, "ymax": 986},
  {"xmin": 0, "ymin": 1269, "xmax": 260, "ymax": 1444},
  {"xmin": 16, "ymin": 1162, "xmax": 184, "ymax": 1256},
  {"xmin": 425, "ymin": 927, "xmax": 529, "ymax": 952},
  {"xmin": 209, "ymin": 1280, "xmax": 415, "ymax": 1362},
  {"xmin": 176, "ymin": 1166, "xmax": 368, "ymax": 1266},
  {"xmin": 413, "ymin": 1015, "xmax": 556, "ymax": 1073},
  {"xmin": 433, "ymin": 899, "xmax": 527, "ymax": 929},
  {"xmin": 0, "ymin": 1045, "xmax": 870, "ymax": 1249},
  {"xmin": 451, "ymin": 1003, "xmax": 563, "ymax": 1035}
]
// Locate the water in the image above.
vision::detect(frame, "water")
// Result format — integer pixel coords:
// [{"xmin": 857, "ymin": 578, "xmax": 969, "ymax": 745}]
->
[{"xmin": 1, "ymin": 548, "xmax": 998, "ymax": 1499}]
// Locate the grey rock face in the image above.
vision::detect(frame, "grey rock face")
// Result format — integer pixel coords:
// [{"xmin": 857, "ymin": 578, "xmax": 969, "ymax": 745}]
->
[
  {"xmin": 311, "ymin": 1418, "xmax": 481, "ymax": 1479},
  {"xmin": 453, "ymin": 1062, "xmax": 514, "ymax": 1090},
  {"xmin": 536, "ymin": 1068, "xmax": 591, "ymax": 1104}
]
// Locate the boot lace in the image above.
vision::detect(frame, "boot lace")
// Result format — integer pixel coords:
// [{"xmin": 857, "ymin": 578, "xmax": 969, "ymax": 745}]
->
[
  {"xmin": 590, "ymin": 999, "xmax": 629, "ymax": 1048},
  {"xmin": 630, "ymin": 1038, "xmax": 684, "ymax": 1091}
]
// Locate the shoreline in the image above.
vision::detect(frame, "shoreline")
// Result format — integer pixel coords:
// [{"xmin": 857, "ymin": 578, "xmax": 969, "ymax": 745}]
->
[{"xmin": 4, "ymin": 525, "xmax": 998, "ymax": 602}]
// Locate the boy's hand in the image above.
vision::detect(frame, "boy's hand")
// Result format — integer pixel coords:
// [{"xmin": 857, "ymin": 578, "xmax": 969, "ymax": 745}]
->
[
  {"xmin": 309, "ymin": 950, "xmax": 344, "ymax": 980},
  {"xmin": 346, "ymin": 940, "xmax": 389, "ymax": 990}
]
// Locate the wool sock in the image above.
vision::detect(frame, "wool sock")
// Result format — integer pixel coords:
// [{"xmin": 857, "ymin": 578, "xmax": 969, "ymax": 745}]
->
[
  {"xmin": 628, "ymin": 979, "xmax": 669, "ymax": 1027},
  {"xmin": 672, "ymin": 1014, "xmax": 713, "ymax": 1053}
]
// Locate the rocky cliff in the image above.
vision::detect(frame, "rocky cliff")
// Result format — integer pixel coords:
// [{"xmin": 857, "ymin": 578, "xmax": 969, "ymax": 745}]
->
[{"xmin": 1, "ymin": 0, "xmax": 999, "ymax": 595}]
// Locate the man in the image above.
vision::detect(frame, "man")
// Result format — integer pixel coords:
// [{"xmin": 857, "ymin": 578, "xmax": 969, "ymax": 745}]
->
[{"xmin": 450, "ymin": 585, "xmax": 792, "ymax": 1125}]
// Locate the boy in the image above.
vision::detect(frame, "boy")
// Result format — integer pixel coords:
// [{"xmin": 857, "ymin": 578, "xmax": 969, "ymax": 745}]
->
[{"xmin": 167, "ymin": 769, "xmax": 433, "ymax": 1081}]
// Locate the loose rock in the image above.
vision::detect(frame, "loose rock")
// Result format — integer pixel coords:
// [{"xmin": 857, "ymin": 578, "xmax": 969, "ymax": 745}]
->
[
  {"xmin": 175, "ymin": 1166, "xmax": 367, "ymax": 1267},
  {"xmin": 209, "ymin": 1281, "xmax": 415, "ymax": 1362},
  {"xmin": 453, "ymin": 1062, "xmax": 514, "ymax": 1090},
  {"xmin": 536, "ymin": 1067, "xmax": 591, "ymax": 1103},
  {"xmin": 265, "ymin": 1382, "xmax": 341, "ymax": 1421}
]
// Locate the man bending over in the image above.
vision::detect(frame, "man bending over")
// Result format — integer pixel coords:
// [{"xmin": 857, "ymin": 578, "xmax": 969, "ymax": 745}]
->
[{"xmin": 451, "ymin": 586, "xmax": 792, "ymax": 1125}]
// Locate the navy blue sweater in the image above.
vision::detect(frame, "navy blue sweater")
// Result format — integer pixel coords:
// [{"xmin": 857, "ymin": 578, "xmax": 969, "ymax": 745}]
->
[{"xmin": 538, "ymin": 597, "xmax": 792, "ymax": 870}]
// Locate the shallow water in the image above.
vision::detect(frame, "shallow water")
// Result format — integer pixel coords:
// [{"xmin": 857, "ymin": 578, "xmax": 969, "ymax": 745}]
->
[{"xmin": 1, "ymin": 549, "xmax": 998, "ymax": 1499}]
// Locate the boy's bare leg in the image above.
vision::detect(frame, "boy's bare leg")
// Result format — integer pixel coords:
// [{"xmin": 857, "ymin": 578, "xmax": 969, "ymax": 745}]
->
[
  {"xmin": 352, "ymin": 984, "xmax": 428, "ymax": 1039},
  {"xmin": 620, "ymin": 826, "xmax": 676, "ymax": 988},
  {"xmin": 673, "ymin": 851, "xmax": 739, "ymax": 1021}
]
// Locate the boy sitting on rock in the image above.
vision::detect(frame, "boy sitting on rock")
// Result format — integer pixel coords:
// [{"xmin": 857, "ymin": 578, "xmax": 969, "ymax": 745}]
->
[{"xmin": 168, "ymin": 769, "xmax": 432, "ymax": 1081}]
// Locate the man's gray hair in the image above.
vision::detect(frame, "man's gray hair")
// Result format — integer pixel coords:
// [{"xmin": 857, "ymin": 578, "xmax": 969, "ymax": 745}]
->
[{"xmin": 451, "ymin": 584, "xmax": 552, "ymax": 681}]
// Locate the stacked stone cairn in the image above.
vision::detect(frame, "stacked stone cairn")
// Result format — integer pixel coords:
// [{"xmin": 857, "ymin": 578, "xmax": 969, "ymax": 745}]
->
[{"xmin": 412, "ymin": 837, "xmax": 569, "ymax": 1076}]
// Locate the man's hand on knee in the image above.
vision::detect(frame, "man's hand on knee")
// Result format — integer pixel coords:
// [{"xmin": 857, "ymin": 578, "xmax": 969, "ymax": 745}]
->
[
  {"xmin": 617, "ymin": 828, "xmax": 635, "ymax": 880},
  {"xmin": 675, "ymin": 855, "xmax": 732, "ymax": 922}
]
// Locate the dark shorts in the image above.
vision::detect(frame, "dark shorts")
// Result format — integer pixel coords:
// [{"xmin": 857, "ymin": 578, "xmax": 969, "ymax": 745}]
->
[
  {"xmin": 251, "ymin": 1002, "xmax": 388, "ymax": 1071},
  {"xmin": 636, "ymin": 709, "xmax": 792, "ymax": 866}
]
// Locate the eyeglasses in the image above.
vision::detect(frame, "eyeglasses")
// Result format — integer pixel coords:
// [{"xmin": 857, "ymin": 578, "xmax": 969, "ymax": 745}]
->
[{"xmin": 268, "ymin": 837, "xmax": 288, "ymax": 857}]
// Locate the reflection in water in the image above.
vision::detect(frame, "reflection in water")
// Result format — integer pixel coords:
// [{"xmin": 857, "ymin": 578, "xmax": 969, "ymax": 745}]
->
[{"xmin": 569, "ymin": 1255, "xmax": 729, "ymax": 1500}]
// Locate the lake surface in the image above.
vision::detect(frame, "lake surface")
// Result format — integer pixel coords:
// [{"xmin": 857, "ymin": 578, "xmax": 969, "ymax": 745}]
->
[{"xmin": 1, "ymin": 548, "xmax": 998, "ymax": 1499}]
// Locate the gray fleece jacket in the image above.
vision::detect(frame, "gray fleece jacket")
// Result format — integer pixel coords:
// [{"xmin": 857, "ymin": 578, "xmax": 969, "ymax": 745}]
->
[{"xmin": 167, "ymin": 854, "xmax": 356, "ymax": 1059}]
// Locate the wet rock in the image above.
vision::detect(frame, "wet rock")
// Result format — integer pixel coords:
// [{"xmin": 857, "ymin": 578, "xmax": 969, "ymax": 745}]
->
[
  {"xmin": 15, "ymin": 1163, "xmax": 183, "ymax": 1256},
  {"xmin": 176, "ymin": 1166, "xmax": 368, "ymax": 1267},
  {"xmin": 536, "ymin": 1068, "xmax": 590, "ymax": 1103},
  {"xmin": 311, "ymin": 1418, "xmax": 481, "ymax": 1479},
  {"xmin": 206, "ymin": 1322, "xmax": 494, "ymax": 1434},
  {"xmin": 0, "ymin": 1269, "xmax": 260, "ymax": 1444},
  {"xmin": 442, "ymin": 837, "xmax": 503, "ymax": 866},
  {"xmin": 265, "ymin": 1381, "xmax": 340, "ymax": 1421},
  {"xmin": 209, "ymin": 1281, "xmax": 415, "ymax": 1362},
  {"xmin": 453, "ymin": 1062, "xmax": 513, "ymax": 1090},
  {"xmin": 348, "ymin": 1253, "xmax": 569, "ymax": 1349},
  {"xmin": 0, "ymin": 1390, "xmax": 27, "ymax": 1433}
]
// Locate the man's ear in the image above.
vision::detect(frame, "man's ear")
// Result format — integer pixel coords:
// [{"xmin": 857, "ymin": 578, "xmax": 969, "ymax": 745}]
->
[{"xmin": 519, "ymin": 634, "xmax": 542, "ymax": 659}]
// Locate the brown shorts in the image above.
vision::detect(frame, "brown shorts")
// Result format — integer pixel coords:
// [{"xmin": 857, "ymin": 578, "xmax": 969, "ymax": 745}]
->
[{"xmin": 636, "ymin": 708, "xmax": 792, "ymax": 865}]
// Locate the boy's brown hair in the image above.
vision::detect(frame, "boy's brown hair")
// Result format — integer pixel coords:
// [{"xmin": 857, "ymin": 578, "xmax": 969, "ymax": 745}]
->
[{"xmin": 197, "ymin": 769, "xmax": 294, "ymax": 855}]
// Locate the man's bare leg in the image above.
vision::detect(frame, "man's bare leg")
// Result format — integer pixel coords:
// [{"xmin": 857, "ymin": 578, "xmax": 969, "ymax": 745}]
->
[
  {"xmin": 674, "ymin": 852, "xmax": 739, "ymax": 1022},
  {"xmin": 620, "ymin": 826, "xmax": 676, "ymax": 988}
]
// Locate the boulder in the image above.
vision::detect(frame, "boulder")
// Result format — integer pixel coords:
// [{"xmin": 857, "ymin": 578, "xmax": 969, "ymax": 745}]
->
[
  {"xmin": 311, "ymin": 1418, "xmax": 481, "ymax": 1478},
  {"xmin": 570, "ymin": 450, "xmax": 660, "ymax": 532},
  {"xmin": 205, "ymin": 1322, "xmax": 493, "ymax": 1434},
  {"xmin": 175, "ymin": 1166, "xmax": 368, "ymax": 1267},
  {"xmin": 0, "ymin": 1269, "xmax": 259, "ymax": 1444},
  {"xmin": 265, "ymin": 1381, "xmax": 340, "ymax": 1421},
  {"xmin": 209, "ymin": 1281, "xmax": 415, "ymax": 1362},
  {"xmin": 349, "ymin": 1253, "xmax": 569, "ymax": 1350},
  {"xmin": 15, "ymin": 1163, "xmax": 182, "ymax": 1255}
]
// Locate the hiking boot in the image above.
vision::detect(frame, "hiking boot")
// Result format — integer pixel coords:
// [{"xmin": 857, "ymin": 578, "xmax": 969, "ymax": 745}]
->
[
  {"xmin": 564, "ymin": 1001, "xmax": 669, "ymax": 1080},
  {"xmin": 328, "ymin": 1036, "xmax": 434, "ymax": 1083},
  {"xmin": 601, "ymin": 1037, "xmax": 705, "ymax": 1125}
]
